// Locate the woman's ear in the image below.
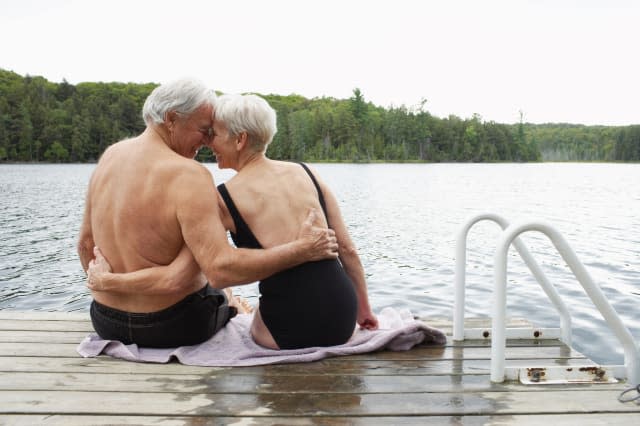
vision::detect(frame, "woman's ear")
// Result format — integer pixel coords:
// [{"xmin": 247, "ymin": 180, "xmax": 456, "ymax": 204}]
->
[{"xmin": 236, "ymin": 131, "xmax": 248, "ymax": 151}]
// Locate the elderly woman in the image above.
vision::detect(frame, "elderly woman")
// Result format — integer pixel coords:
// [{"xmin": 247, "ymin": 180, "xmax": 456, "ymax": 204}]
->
[{"xmin": 90, "ymin": 93, "xmax": 378, "ymax": 349}]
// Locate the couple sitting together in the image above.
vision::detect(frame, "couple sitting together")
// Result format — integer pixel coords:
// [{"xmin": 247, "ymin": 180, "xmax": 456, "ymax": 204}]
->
[{"xmin": 78, "ymin": 79, "xmax": 378, "ymax": 350}]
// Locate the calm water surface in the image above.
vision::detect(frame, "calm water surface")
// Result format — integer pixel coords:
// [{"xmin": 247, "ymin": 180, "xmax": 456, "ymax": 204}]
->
[{"xmin": 1, "ymin": 163, "xmax": 638, "ymax": 365}]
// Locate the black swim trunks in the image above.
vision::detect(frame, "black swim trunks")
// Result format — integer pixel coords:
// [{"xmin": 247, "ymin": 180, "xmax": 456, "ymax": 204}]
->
[
  {"xmin": 90, "ymin": 284, "xmax": 236, "ymax": 348},
  {"xmin": 218, "ymin": 162, "xmax": 358, "ymax": 349}
]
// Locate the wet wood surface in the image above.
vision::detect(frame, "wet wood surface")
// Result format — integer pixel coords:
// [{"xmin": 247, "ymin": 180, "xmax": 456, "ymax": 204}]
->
[{"xmin": 0, "ymin": 311, "xmax": 638, "ymax": 425}]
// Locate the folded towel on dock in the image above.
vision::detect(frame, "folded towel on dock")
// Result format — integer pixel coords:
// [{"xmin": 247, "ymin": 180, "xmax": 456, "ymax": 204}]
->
[{"xmin": 76, "ymin": 306, "xmax": 446, "ymax": 366}]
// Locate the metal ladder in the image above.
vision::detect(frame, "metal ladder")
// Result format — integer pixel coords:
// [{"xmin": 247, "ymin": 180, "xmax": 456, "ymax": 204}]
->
[{"xmin": 453, "ymin": 213, "xmax": 639, "ymax": 385}]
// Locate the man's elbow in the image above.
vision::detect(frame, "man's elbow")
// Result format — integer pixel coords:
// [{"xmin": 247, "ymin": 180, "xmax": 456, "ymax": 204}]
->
[
  {"xmin": 203, "ymin": 256, "xmax": 235, "ymax": 289},
  {"xmin": 205, "ymin": 273, "xmax": 233, "ymax": 290}
]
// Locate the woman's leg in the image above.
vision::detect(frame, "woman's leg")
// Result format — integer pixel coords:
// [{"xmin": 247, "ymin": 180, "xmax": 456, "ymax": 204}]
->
[
  {"xmin": 222, "ymin": 288, "xmax": 278, "ymax": 349},
  {"xmin": 250, "ymin": 305, "xmax": 279, "ymax": 349}
]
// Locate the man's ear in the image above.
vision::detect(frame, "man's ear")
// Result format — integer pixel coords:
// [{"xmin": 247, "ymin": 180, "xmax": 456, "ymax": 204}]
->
[{"xmin": 165, "ymin": 111, "xmax": 178, "ymax": 129}]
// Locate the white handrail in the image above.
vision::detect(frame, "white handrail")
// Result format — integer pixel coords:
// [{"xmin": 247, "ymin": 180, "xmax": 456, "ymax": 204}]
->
[
  {"xmin": 491, "ymin": 221, "xmax": 639, "ymax": 386},
  {"xmin": 454, "ymin": 213, "xmax": 572, "ymax": 344}
]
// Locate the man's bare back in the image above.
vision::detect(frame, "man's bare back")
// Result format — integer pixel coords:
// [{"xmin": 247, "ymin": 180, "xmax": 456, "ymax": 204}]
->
[{"xmin": 85, "ymin": 129, "xmax": 209, "ymax": 312}]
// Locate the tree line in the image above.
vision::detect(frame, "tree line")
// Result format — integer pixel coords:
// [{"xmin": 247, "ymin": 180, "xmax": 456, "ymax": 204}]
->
[{"xmin": 0, "ymin": 69, "xmax": 638, "ymax": 163}]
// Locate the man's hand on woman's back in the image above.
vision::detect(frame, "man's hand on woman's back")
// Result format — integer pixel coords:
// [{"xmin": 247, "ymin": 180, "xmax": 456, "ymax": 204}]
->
[{"xmin": 298, "ymin": 209, "xmax": 339, "ymax": 261}]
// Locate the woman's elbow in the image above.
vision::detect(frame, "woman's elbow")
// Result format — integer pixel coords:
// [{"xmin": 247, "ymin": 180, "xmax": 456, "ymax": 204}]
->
[
  {"xmin": 77, "ymin": 238, "xmax": 93, "ymax": 270},
  {"xmin": 339, "ymin": 244, "xmax": 360, "ymax": 261}
]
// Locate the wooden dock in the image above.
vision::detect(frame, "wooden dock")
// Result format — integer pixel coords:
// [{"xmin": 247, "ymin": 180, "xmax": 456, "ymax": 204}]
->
[{"xmin": 0, "ymin": 311, "xmax": 638, "ymax": 425}]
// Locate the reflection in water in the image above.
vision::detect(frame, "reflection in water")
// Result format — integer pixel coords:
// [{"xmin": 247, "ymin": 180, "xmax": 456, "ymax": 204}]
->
[
  {"xmin": 0, "ymin": 163, "xmax": 639, "ymax": 365},
  {"xmin": 451, "ymin": 345, "xmax": 465, "ymax": 388}
]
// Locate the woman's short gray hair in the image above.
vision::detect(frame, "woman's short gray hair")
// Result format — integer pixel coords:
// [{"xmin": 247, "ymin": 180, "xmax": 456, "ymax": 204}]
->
[
  {"xmin": 215, "ymin": 94, "xmax": 277, "ymax": 152},
  {"xmin": 142, "ymin": 78, "xmax": 217, "ymax": 126}
]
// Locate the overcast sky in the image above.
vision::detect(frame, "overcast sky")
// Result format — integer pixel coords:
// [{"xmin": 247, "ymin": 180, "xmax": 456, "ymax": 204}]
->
[{"xmin": 1, "ymin": 0, "xmax": 638, "ymax": 125}]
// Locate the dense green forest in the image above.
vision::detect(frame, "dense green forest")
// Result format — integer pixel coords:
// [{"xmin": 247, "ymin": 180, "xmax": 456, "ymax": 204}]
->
[{"xmin": 0, "ymin": 69, "xmax": 638, "ymax": 163}]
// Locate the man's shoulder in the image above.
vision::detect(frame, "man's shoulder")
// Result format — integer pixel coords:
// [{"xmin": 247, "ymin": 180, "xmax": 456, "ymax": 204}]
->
[
  {"xmin": 160, "ymin": 159, "xmax": 215, "ymax": 195},
  {"xmin": 172, "ymin": 162, "xmax": 218, "ymax": 214},
  {"xmin": 98, "ymin": 137, "xmax": 138, "ymax": 162},
  {"xmin": 162, "ymin": 156, "xmax": 211, "ymax": 176}
]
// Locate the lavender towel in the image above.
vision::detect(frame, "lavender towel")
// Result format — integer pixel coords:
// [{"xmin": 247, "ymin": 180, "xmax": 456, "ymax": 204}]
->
[{"xmin": 76, "ymin": 307, "xmax": 446, "ymax": 366}]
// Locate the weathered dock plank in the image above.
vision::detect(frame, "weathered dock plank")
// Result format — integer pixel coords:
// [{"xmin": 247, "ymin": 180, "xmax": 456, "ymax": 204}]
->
[
  {"xmin": 1, "ymin": 413, "xmax": 638, "ymax": 426},
  {"xmin": 0, "ymin": 370, "xmax": 627, "ymax": 394},
  {"xmin": 0, "ymin": 319, "xmax": 94, "ymax": 332},
  {"xmin": 1, "ymin": 389, "xmax": 639, "ymax": 416},
  {"xmin": 0, "ymin": 355, "xmax": 597, "ymax": 376},
  {"xmin": 0, "ymin": 330, "xmax": 90, "ymax": 343}
]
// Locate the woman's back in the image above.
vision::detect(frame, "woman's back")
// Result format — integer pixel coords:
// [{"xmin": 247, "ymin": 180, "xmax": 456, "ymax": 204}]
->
[
  {"xmin": 217, "ymin": 160, "xmax": 358, "ymax": 349},
  {"xmin": 218, "ymin": 159, "xmax": 329, "ymax": 248}
]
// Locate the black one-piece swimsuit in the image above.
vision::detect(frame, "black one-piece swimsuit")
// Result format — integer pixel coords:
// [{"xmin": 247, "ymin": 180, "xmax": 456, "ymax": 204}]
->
[{"xmin": 217, "ymin": 163, "xmax": 358, "ymax": 349}]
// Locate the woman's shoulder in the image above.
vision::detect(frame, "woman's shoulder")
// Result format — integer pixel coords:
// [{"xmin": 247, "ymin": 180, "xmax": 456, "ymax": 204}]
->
[
  {"xmin": 271, "ymin": 160, "xmax": 318, "ymax": 176},
  {"xmin": 254, "ymin": 159, "xmax": 304, "ymax": 178}
]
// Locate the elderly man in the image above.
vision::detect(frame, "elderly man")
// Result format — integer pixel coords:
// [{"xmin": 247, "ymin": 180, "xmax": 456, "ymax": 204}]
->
[{"xmin": 77, "ymin": 79, "xmax": 337, "ymax": 348}]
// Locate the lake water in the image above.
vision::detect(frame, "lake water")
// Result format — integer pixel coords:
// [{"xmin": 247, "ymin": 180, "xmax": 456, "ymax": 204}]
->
[{"xmin": 1, "ymin": 162, "xmax": 638, "ymax": 365}]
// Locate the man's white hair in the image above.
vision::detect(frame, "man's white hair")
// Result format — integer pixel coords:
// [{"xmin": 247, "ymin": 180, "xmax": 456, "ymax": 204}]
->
[{"xmin": 142, "ymin": 78, "xmax": 216, "ymax": 126}]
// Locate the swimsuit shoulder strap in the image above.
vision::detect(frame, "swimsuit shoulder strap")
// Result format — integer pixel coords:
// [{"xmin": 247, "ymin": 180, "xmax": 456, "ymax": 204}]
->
[
  {"xmin": 217, "ymin": 183, "xmax": 263, "ymax": 249},
  {"xmin": 298, "ymin": 162, "xmax": 329, "ymax": 226}
]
